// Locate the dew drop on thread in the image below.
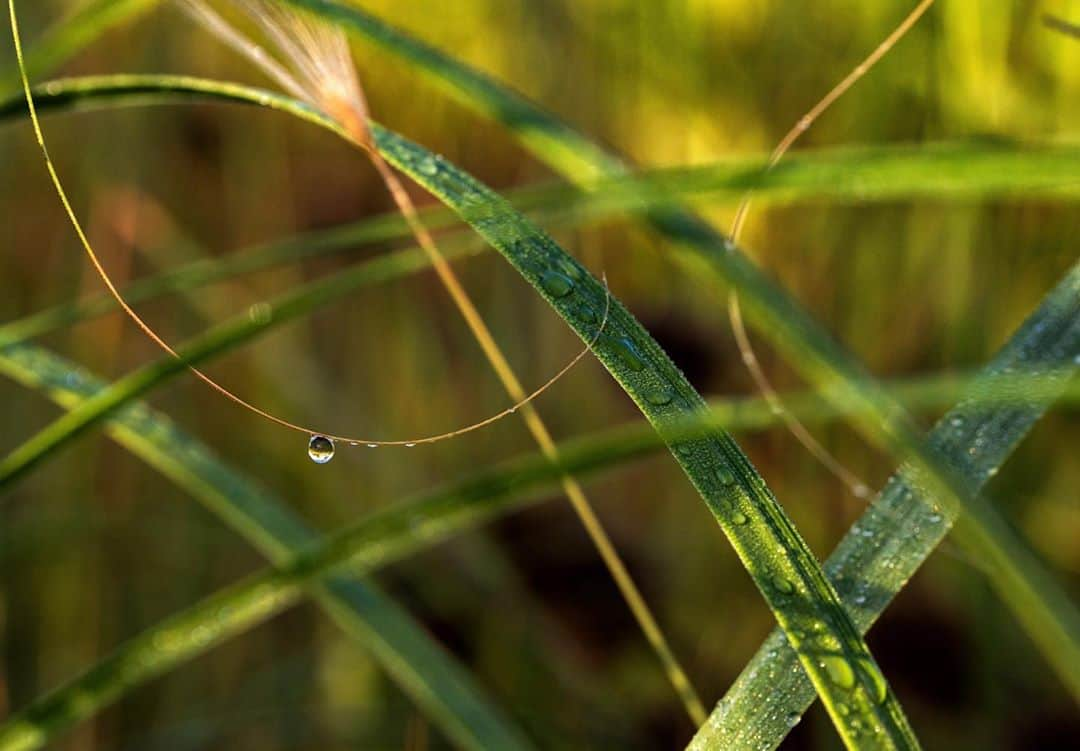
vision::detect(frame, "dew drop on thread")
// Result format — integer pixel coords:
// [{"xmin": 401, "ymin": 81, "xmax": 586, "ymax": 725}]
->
[{"xmin": 308, "ymin": 435, "xmax": 336, "ymax": 464}]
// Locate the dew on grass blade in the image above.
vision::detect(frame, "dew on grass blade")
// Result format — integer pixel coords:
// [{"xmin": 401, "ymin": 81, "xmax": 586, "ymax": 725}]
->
[
  {"xmin": 308, "ymin": 435, "xmax": 336, "ymax": 464},
  {"xmin": 539, "ymin": 270, "xmax": 575, "ymax": 298}
]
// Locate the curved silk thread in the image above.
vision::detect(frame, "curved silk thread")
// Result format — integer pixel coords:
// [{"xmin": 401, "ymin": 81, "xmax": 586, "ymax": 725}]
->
[{"xmin": 7, "ymin": 0, "xmax": 607, "ymax": 448}]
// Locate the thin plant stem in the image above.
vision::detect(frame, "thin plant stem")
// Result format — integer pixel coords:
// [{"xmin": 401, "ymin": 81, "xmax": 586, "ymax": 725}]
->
[{"xmin": 728, "ymin": 0, "xmax": 936, "ymax": 501}]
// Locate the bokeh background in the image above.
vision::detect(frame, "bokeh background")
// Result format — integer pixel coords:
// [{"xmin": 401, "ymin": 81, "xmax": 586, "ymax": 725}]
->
[{"xmin": 1, "ymin": 1, "xmax": 1079, "ymax": 748}]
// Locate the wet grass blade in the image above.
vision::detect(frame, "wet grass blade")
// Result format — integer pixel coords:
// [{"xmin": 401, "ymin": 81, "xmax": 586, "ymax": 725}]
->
[
  {"xmin": 2, "ymin": 260, "xmax": 1077, "ymax": 750},
  {"xmin": 0, "ymin": 382, "xmax": 673, "ymax": 751},
  {"xmin": 0, "ymin": 85, "xmax": 1077, "ymax": 347},
  {"xmin": 1, "ymin": 75, "xmax": 917, "ymax": 747},
  {"xmin": 693, "ymin": 262, "xmax": 1080, "ymax": 749},
  {"xmin": 267, "ymin": 0, "xmax": 1080, "ymax": 706},
  {"xmin": 0, "ymin": 354, "xmax": 530, "ymax": 750},
  {"xmin": 0, "ymin": 232, "xmax": 482, "ymax": 487}
]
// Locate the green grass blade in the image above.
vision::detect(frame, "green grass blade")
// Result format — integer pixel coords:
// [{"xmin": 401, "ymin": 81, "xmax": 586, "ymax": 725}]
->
[
  {"xmin": 2, "ymin": 1, "xmax": 1077, "ymax": 738},
  {"xmin": 3, "ymin": 253, "xmax": 1079, "ymax": 749},
  {"xmin": 2, "ymin": 76, "xmax": 917, "ymax": 747},
  {"xmin": 693, "ymin": 261, "xmax": 1080, "ymax": 749},
  {"xmin": 0, "ymin": 352, "xmax": 532, "ymax": 751},
  {"xmin": 0, "ymin": 233, "xmax": 482, "ymax": 487},
  {"xmin": 0, "ymin": 365, "xmax": 530, "ymax": 751},
  {"xmin": 1, "ymin": 101, "xmax": 1078, "ymax": 349},
  {"xmin": 0, "ymin": 233, "xmax": 525, "ymax": 746},
  {"xmin": 0, "ymin": 394, "xmax": 672, "ymax": 751},
  {"xmin": 268, "ymin": 0, "xmax": 1080, "ymax": 706}
]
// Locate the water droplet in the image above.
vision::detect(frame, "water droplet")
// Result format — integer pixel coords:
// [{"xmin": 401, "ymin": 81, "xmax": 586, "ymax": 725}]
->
[
  {"xmin": 611, "ymin": 337, "xmax": 647, "ymax": 371},
  {"xmin": 539, "ymin": 270, "xmax": 575, "ymax": 298},
  {"xmin": 247, "ymin": 302, "xmax": 273, "ymax": 324},
  {"xmin": 821, "ymin": 656, "xmax": 856, "ymax": 689},
  {"xmin": 853, "ymin": 594, "xmax": 867, "ymax": 605},
  {"xmin": 308, "ymin": 435, "xmax": 335, "ymax": 464},
  {"xmin": 836, "ymin": 701, "xmax": 851, "ymax": 716},
  {"xmin": 731, "ymin": 509, "xmax": 749, "ymax": 525},
  {"xmin": 406, "ymin": 443, "xmax": 417, "ymax": 448},
  {"xmin": 558, "ymin": 258, "xmax": 584, "ymax": 280},
  {"xmin": 853, "ymin": 483, "xmax": 871, "ymax": 499},
  {"xmin": 645, "ymin": 385, "xmax": 673, "ymax": 406},
  {"xmin": 367, "ymin": 444, "xmax": 378, "ymax": 449},
  {"xmin": 716, "ymin": 467, "xmax": 736, "ymax": 486},
  {"xmin": 857, "ymin": 661, "xmax": 889, "ymax": 705},
  {"xmin": 576, "ymin": 305, "xmax": 598, "ymax": 324},
  {"xmin": 418, "ymin": 154, "xmax": 440, "ymax": 176},
  {"xmin": 950, "ymin": 416, "xmax": 964, "ymax": 428},
  {"xmin": 927, "ymin": 513, "xmax": 942, "ymax": 524},
  {"xmin": 786, "ymin": 712, "xmax": 802, "ymax": 728},
  {"xmin": 772, "ymin": 576, "xmax": 795, "ymax": 595}
]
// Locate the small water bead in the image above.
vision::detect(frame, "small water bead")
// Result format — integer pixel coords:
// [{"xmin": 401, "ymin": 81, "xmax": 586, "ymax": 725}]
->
[
  {"xmin": 576, "ymin": 304, "xmax": 598, "ymax": 324},
  {"xmin": 821, "ymin": 656, "xmax": 856, "ymax": 690},
  {"xmin": 308, "ymin": 435, "xmax": 336, "ymax": 464},
  {"xmin": 417, "ymin": 154, "xmax": 440, "ymax": 176},
  {"xmin": 406, "ymin": 443, "xmax": 417, "ymax": 448},
  {"xmin": 367, "ymin": 444, "xmax": 378, "ymax": 449},
  {"xmin": 539, "ymin": 270, "xmax": 575, "ymax": 298},
  {"xmin": 856, "ymin": 662, "xmax": 890, "ymax": 705},
  {"xmin": 611, "ymin": 337, "xmax": 647, "ymax": 371},
  {"xmin": 771, "ymin": 576, "xmax": 795, "ymax": 595},
  {"xmin": 730, "ymin": 509, "xmax": 749, "ymax": 526},
  {"xmin": 247, "ymin": 302, "xmax": 273, "ymax": 324},
  {"xmin": 557, "ymin": 258, "xmax": 584, "ymax": 280},
  {"xmin": 716, "ymin": 466, "xmax": 736, "ymax": 486},
  {"xmin": 645, "ymin": 385, "xmax": 674, "ymax": 406},
  {"xmin": 786, "ymin": 712, "xmax": 802, "ymax": 728}
]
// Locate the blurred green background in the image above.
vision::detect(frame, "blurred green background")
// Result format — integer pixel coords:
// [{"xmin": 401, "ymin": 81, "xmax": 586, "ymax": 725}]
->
[{"xmin": 1, "ymin": 1, "xmax": 1078, "ymax": 748}]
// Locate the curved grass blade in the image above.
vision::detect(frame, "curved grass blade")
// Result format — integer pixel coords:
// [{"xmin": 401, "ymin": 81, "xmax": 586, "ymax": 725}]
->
[
  {"xmin": 2, "ymin": 75, "xmax": 917, "ymax": 747},
  {"xmin": 0, "ymin": 396, "xmax": 672, "ymax": 751},
  {"xmin": 0, "ymin": 318, "xmax": 530, "ymax": 751},
  {"xmin": 269, "ymin": 0, "xmax": 1080, "ymax": 705},
  {"xmin": 693, "ymin": 261, "xmax": 1080, "ymax": 749},
  {"xmin": 0, "ymin": 231, "xmax": 486, "ymax": 487},
  {"xmin": 3, "ymin": 259, "xmax": 1077, "ymax": 751},
  {"xmin": 1, "ymin": 91, "xmax": 1078, "ymax": 347},
  {"xmin": 5, "ymin": 0, "xmax": 1079, "ymax": 734}
]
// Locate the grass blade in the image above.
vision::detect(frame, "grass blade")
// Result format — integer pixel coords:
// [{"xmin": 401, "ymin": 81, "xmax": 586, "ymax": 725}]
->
[
  {"xmin": 3, "ymin": 259, "xmax": 1077, "ymax": 751},
  {"xmin": 266, "ymin": 0, "xmax": 1080, "ymax": 706},
  {"xmin": 693, "ymin": 261, "xmax": 1080, "ymax": 748},
  {"xmin": 1, "ymin": 89, "xmax": 1078, "ymax": 346},
  {"xmin": 1, "ymin": 75, "xmax": 918, "ymax": 747},
  {"xmin": 0, "ymin": 245, "xmax": 527, "ymax": 748}
]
